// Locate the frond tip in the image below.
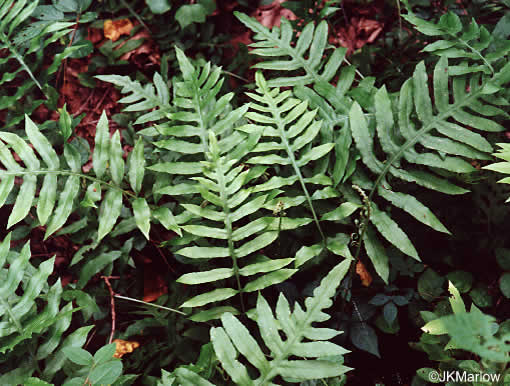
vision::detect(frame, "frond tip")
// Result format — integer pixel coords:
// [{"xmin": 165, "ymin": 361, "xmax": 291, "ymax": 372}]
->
[{"xmin": 210, "ymin": 259, "xmax": 352, "ymax": 384}]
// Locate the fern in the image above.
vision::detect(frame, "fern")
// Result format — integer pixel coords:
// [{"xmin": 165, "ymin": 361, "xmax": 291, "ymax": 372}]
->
[
  {"xmin": 100, "ymin": 47, "xmax": 249, "ymax": 200},
  {"xmin": 0, "ymin": 113, "xmax": 153, "ymax": 242},
  {"xmin": 239, "ymin": 72, "xmax": 335, "ymax": 242},
  {"xmin": 401, "ymin": 1, "xmax": 510, "ymax": 75},
  {"xmin": 210, "ymin": 259, "xmax": 352, "ymax": 385},
  {"xmin": 176, "ymin": 131, "xmax": 300, "ymax": 320},
  {"xmin": 235, "ymin": 13, "xmax": 360, "ymax": 177},
  {"xmin": 0, "ymin": 0, "xmax": 83, "ymax": 127},
  {"xmin": 95, "ymin": 72, "xmax": 172, "ymax": 125},
  {"xmin": 0, "ymin": 232, "xmax": 96, "ymax": 383},
  {"xmin": 349, "ymin": 51, "xmax": 509, "ymax": 266}
]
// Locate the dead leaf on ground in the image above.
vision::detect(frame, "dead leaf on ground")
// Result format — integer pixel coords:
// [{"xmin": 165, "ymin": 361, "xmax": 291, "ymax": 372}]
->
[
  {"xmin": 331, "ymin": 17, "xmax": 384, "ymax": 56},
  {"xmin": 356, "ymin": 260, "xmax": 373, "ymax": 287},
  {"xmin": 253, "ymin": 0, "xmax": 297, "ymax": 28},
  {"xmin": 104, "ymin": 19, "xmax": 134, "ymax": 42},
  {"xmin": 113, "ymin": 339, "xmax": 140, "ymax": 358}
]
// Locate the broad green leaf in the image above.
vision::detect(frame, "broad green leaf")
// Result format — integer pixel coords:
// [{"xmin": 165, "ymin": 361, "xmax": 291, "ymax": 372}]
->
[
  {"xmin": 110, "ymin": 131, "xmax": 124, "ymax": 185},
  {"xmin": 62, "ymin": 347, "xmax": 93, "ymax": 366},
  {"xmin": 295, "ymin": 243, "xmax": 323, "ymax": 267},
  {"xmin": 371, "ymin": 206, "xmax": 419, "ymax": 260},
  {"xmin": 8, "ymin": 175, "xmax": 36, "ymax": 229},
  {"xmin": 97, "ymin": 189, "xmax": 123, "ymax": 242},
  {"xmin": 132, "ymin": 197, "xmax": 150, "ymax": 239},
  {"xmin": 321, "ymin": 202, "xmax": 359, "ymax": 221},
  {"xmin": 92, "ymin": 111, "xmax": 109, "ymax": 179},
  {"xmin": 128, "ymin": 137, "xmax": 145, "ymax": 194},
  {"xmin": 363, "ymin": 226, "xmax": 389, "ymax": 284},
  {"xmin": 45, "ymin": 176, "xmax": 80, "ymax": 239},
  {"xmin": 239, "ymin": 258, "xmax": 294, "ymax": 276},
  {"xmin": 37, "ymin": 174, "xmax": 57, "ymax": 226},
  {"xmin": 93, "ymin": 343, "xmax": 117, "ymax": 363},
  {"xmin": 89, "ymin": 360, "xmax": 123, "ymax": 385}
]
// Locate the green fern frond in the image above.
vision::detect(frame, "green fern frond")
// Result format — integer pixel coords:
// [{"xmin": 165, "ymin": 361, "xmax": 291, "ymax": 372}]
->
[
  {"xmin": 402, "ymin": 1, "xmax": 510, "ymax": 75},
  {"xmin": 96, "ymin": 72, "xmax": 172, "ymax": 125},
  {"xmin": 350, "ymin": 55, "xmax": 509, "ymax": 263},
  {"xmin": 0, "ymin": 231, "xmax": 93, "ymax": 383},
  {"xmin": 0, "ymin": 113, "xmax": 152, "ymax": 242},
  {"xmin": 210, "ymin": 259, "xmax": 352, "ymax": 384},
  {"xmin": 0, "ymin": 1, "xmax": 82, "ymax": 127},
  {"xmin": 0, "ymin": 233, "xmax": 75, "ymax": 356},
  {"xmin": 235, "ymin": 13, "xmax": 367, "ymax": 180},
  {"xmin": 235, "ymin": 12, "xmax": 348, "ymax": 88},
  {"xmin": 177, "ymin": 131, "xmax": 300, "ymax": 319},
  {"xmin": 150, "ymin": 48, "xmax": 250, "ymax": 196},
  {"xmin": 239, "ymin": 72, "xmax": 334, "ymax": 242}
]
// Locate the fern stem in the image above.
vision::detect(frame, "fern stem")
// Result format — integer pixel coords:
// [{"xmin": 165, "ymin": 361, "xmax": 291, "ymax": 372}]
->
[
  {"xmin": 113, "ymin": 294, "xmax": 186, "ymax": 315},
  {"xmin": 4, "ymin": 40, "xmax": 43, "ymax": 91},
  {"xmin": 0, "ymin": 170, "xmax": 137, "ymax": 198},
  {"xmin": 215, "ymin": 155, "xmax": 245, "ymax": 312},
  {"xmin": 261, "ymin": 83, "xmax": 327, "ymax": 244}
]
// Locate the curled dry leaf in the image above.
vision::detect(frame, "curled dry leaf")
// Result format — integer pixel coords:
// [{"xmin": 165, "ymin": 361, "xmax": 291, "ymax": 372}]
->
[
  {"xmin": 113, "ymin": 339, "xmax": 140, "ymax": 358},
  {"xmin": 104, "ymin": 19, "xmax": 134, "ymax": 42},
  {"xmin": 356, "ymin": 260, "xmax": 373, "ymax": 287}
]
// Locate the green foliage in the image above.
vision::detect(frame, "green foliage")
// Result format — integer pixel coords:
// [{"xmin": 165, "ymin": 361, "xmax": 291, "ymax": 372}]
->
[
  {"xmin": 210, "ymin": 259, "xmax": 352, "ymax": 384},
  {"xmin": 0, "ymin": 113, "xmax": 151, "ymax": 242},
  {"xmin": 0, "ymin": 1, "xmax": 509, "ymax": 384},
  {"xmin": 0, "ymin": 0, "xmax": 88, "ymax": 127}
]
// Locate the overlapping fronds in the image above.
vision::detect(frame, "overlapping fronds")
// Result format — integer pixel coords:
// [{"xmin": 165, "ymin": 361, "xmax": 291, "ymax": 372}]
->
[
  {"xmin": 402, "ymin": 1, "xmax": 510, "ymax": 75},
  {"xmin": 349, "ymin": 54, "xmax": 510, "ymax": 273},
  {"xmin": 176, "ymin": 131, "xmax": 302, "ymax": 321},
  {"xmin": 0, "ymin": 233, "xmax": 95, "ymax": 383},
  {"xmin": 0, "ymin": 0, "xmax": 82, "ymax": 127},
  {"xmin": 0, "ymin": 233, "xmax": 73, "ymax": 355},
  {"xmin": 210, "ymin": 259, "xmax": 352, "ymax": 384},
  {"xmin": 239, "ymin": 72, "xmax": 335, "ymax": 240},
  {"xmin": 235, "ymin": 12, "xmax": 368, "ymax": 181},
  {"xmin": 0, "ymin": 113, "xmax": 149, "ymax": 242},
  {"xmin": 235, "ymin": 12, "xmax": 349, "ymax": 89},
  {"xmin": 149, "ymin": 48, "xmax": 250, "ymax": 197}
]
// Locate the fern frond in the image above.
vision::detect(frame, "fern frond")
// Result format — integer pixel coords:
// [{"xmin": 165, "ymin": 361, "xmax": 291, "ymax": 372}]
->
[
  {"xmin": 239, "ymin": 72, "xmax": 334, "ymax": 241},
  {"xmin": 210, "ymin": 259, "xmax": 352, "ymax": 384},
  {"xmin": 0, "ymin": 113, "xmax": 152, "ymax": 242},
  {"xmin": 177, "ymin": 131, "xmax": 300, "ymax": 319},
  {"xmin": 402, "ymin": 1, "xmax": 510, "ymax": 75},
  {"xmin": 235, "ymin": 12, "xmax": 348, "ymax": 88},
  {"xmin": 0, "ymin": 1, "xmax": 81, "ymax": 127},
  {"xmin": 350, "ymin": 55, "xmax": 509, "ymax": 262},
  {"xmin": 235, "ymin": 13, "xmax": 369, "ymax": 179},
  {"xmin": 0, "ymin": 233, "xmax": 75, "ymax": 357},
  {"xmin": 96, "ymin": 72, "xmax": 172, "ymax": 125}
]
